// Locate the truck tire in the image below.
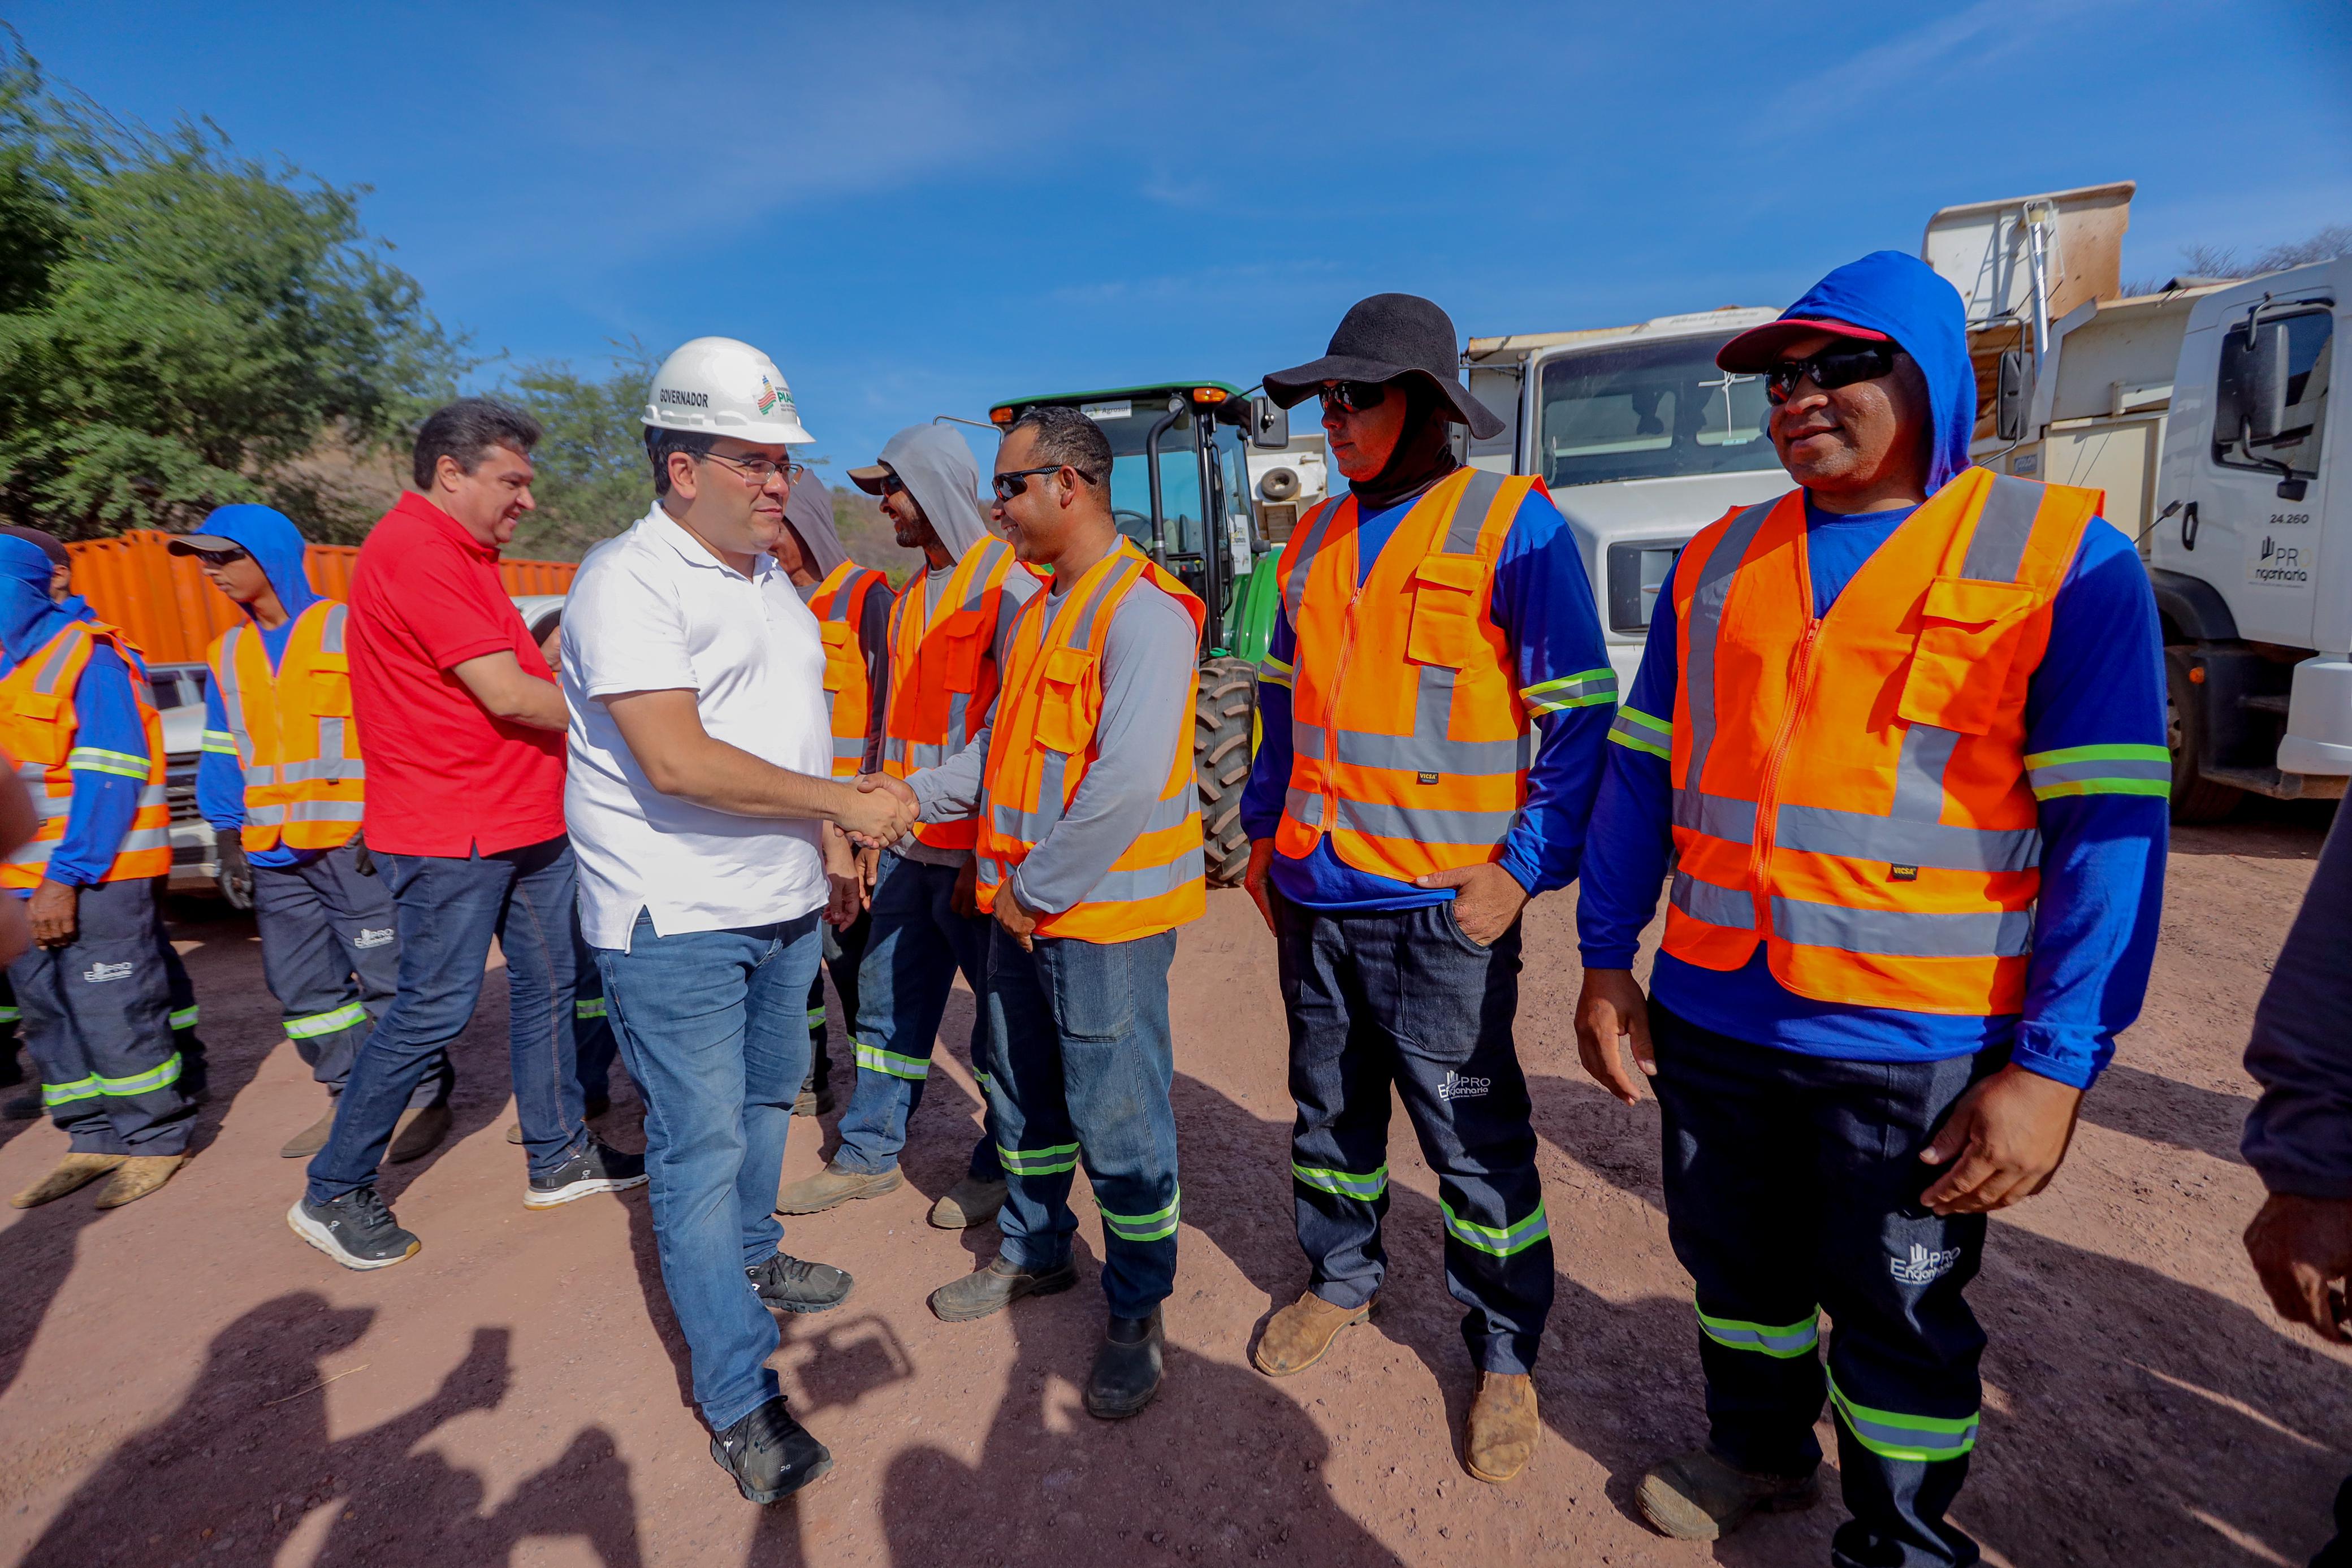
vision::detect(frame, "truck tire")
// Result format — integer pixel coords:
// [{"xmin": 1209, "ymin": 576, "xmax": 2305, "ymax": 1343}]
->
[
  {"xmin": 1194, "ymin": 656, "xmax": 1258, "ymax": 887},
  {"xmin": 2166, "ymin": 649, "xmax": 2243, "ymax": 824}
]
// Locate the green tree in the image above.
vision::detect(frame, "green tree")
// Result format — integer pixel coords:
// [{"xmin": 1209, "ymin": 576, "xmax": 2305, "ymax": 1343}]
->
[
  {"xmin": 0, "ymin": 41, "xmax": 460, "ymax": 542},
  {"xmin": 500, "ymin": 347, "xmax": 655, "ymax": 560}
]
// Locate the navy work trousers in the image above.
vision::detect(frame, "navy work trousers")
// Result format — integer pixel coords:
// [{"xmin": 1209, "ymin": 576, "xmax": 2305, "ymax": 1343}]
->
[
  {"xmin": 987, "ymin": 924, "xmax": 1179, "ymax": 1319},
  {"xmin": 1276, "ymin": 896, "xmax": 1553, "ymax": 1374},
  {"xmin": 803, "ymin": 903, "xmax": 868, "ymax": 1093},
  {"xmin": 1651, "ymin": 1004, "xmax": 1998, "ymax": 1568},
  {"xmin": 9, "ymin": 877, "xmax": 192, "ymax": 1155},
  {"xmin": 254, "ymin": 839, "xmax": 448, "ymax": 1104}
]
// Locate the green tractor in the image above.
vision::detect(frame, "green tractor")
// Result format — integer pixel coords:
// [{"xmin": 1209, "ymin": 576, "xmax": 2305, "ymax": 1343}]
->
[{"xmin": 986, "ymin": 381, "xmax": 1291, "ymax": 886}]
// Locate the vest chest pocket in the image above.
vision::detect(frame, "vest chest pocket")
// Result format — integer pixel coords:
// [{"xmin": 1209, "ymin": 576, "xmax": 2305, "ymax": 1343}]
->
[
  {"xmin": 1897, "ymin": 576, "xmax": 2040, "ymax": 735},
  {"xmin": 0, "ymin": 691, "xmax": 68, "ymax": 765},
  {"xmin": 305, "ymin": 652, "xmax": 353, "ymax": 719},
  {"xmin": 1406, "ymin": 553, "xmax": 1489, "ymax": 669},
  {"xmin": 818, "ymin": 621, "xmax": 859, "ymax": 693},
  {"xmin": 940, "ymin": 607, "xmax": 989, "ymax": 694},
  {"xmin": 1034, "ymin": 645, "xmax": 1100, "ymax": 756}
]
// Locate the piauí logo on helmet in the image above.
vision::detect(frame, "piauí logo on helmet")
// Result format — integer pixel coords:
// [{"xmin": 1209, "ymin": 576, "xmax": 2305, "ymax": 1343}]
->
[{"xmin": 757, "ymin": 374, "xmax": 780, "ymax": 415}]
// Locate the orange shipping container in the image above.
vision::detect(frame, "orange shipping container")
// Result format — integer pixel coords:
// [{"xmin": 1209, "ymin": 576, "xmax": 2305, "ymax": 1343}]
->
[{"xmin": 62, "ymin": 530, "xmax": 578, "ymax": 665}]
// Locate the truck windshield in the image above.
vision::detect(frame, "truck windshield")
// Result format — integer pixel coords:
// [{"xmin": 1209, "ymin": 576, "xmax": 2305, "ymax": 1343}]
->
[
  {"xmin": 1537, "ymin": 333, "xmax": 1778, "ymax": 487},
  {"xmin": 1078, "ymin": 397, "xmax": 1206, "ymax": 557}
]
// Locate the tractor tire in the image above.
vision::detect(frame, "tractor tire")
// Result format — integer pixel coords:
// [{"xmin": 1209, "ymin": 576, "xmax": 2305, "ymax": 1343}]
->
[
  {"xmin": 2166, "ymin": 648, "xmax": 2243, "ymax": 824},
  {"xmin": 1194, "ymin": 656, "xmax": 1258, "ymax": 888}
]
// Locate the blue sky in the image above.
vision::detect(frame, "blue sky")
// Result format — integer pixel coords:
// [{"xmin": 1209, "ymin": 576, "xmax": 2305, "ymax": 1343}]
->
[{"xmin": 17, "ymin": 1, "xmax": 2352, "ymax": 484}]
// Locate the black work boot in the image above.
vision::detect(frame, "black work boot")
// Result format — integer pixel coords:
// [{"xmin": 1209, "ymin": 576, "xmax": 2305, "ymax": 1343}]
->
[
  {"xmin": 927, "ymin": 1253, "xmax": 1079, "ymax": 1322},
  {"xmin": 1085, "ymin": 1307, "xmax": 1165, "ymax": 1419},
  {"xmin": 748, "ymin": 1251, "xmax": 853, "ymax": 1314},
  {"xmin": 711, "ymin": 1394, "xmax": 831, "ymax": 1504}
]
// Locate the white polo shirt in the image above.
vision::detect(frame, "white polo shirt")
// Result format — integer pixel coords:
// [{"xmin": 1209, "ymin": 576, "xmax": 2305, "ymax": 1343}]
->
[{"xmin": 562, "ymin": 504, "xmax": 830, "ymax": 950}]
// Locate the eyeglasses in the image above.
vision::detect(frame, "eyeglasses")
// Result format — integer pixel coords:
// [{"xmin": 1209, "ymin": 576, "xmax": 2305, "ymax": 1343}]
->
[
  {"xmin": 190, "ymin": 547, "xmax": 249, "ymax": 568},
  {"xmin": 1316, "ymin": 380, "xmax": 1389, "ymax": 415},
  {"xmin": 1763, "ymin": 344, "xmax": 1901, "ymax": 404},
  {"xmin": 991, "ymin": 464, "xmax": 1099, "ymax": 501},
  {"xmin": 877, "ymin": 473, "xmax": 908, "ymax": 497},
  {"xmin": 699, "ymin": 451, "xmax": 808, "ymax": 486}
]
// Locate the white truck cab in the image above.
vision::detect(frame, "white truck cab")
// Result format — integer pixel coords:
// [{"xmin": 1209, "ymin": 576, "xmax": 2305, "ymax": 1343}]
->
[{"xmin": 1462, "ymin": 307, "xmax": 1793, "ymax": 691}]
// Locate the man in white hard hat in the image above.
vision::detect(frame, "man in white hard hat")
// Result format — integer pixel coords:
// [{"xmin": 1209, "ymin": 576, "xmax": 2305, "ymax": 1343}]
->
[{"xmin": 561, "ymin": 337, "xmax": 916, "ymax": 1505}]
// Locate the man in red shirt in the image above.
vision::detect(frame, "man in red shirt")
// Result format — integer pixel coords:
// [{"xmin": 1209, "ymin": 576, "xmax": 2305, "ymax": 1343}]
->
[{"xmin": 291, "ymin": 399, "xmax": 643, "ymax": 1271}]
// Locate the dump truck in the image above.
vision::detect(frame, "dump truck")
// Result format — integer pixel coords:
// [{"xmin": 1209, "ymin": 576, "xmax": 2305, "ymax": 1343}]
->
[{"xmin": 987, "ymin": 382, "xmax": 1292, "ymax": 883}]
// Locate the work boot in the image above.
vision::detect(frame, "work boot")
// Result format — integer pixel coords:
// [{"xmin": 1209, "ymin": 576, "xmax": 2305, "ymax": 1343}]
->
[
  {"xmin": 1085, "ymin": 1308, "xmax": 1165, "ymax": 1420},
  {"xmin": 3, "ymin": 1090, "xmax": 42, "ymax": 1120},
  {"xmin": 506, "ymin": 1094, "xmax": 610, "ymax": 1144},
  {"xmin": 1635, "ymin": 1447, "xmax": 1821, "ymax": 1541},
  {"xmin": 1463, "ymin": 1371, "xmax": 1540, "ymax": 1484},
  {"xmin": 791, "ymin": 1073, "xmax": 832, "ymax": 1118},
  {"xmin": 711, "ymin": 1394, "xmax": 831, "ymax": 1504},
  {"xmin": 281, "ymin": 1102, "xmax": 339, "ymax": 1159},
  {"xmin": 927, "ymin": 1253, "xmax": 1079, "ymax": 1323},
  {"xmin": 94, "ymin": 1154, "xmax": 187, "ymax": 1209},
  {"xmin": 387, "ymin": 1103, "xmax": 453, "ymax": 1164},
  {"xmin": 775, "ymin": 1160, "xmax": 901, "ymax": 1215},
  {"xmin": 1253, "ymin": 1289, "xmax": 1374, "ymax": 1376},
  {"xmin": 747, "ymin": 1251, "xmax": 854, "ymax": 1315},
  {"xmin": 11, "ymin": 1151, "xmax": 126, "ymax": 1209},
  {"xmin": 928, "ymin": 1176, "xmax": 1008, "ymax": 1229}
]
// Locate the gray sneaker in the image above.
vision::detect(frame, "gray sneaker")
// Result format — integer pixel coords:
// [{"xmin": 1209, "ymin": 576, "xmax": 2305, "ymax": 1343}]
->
[{"xmin": 1636, "ymin": 1448, "xmax": 1821, "ymax": 1541}]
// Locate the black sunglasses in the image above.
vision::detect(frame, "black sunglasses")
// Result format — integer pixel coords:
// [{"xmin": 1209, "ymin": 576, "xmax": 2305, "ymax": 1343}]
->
[
  {"xmin": 189, "ymin": 546, "xmax": 249, "ymax": 568},
  {"xmin": 1316, "ymin": 380, "xmax": 1389, "ymax": 415},
  {"xmin": 992, "ymin": 464, "xmax": 1099, "ymax": 501},
  {"xmin": 1764, "ymin": 343, "xmax": 1901, "ymax": 404},
  {"xmin": 876, "ymin": 473, "xmax": 908, "ymax": 497}
]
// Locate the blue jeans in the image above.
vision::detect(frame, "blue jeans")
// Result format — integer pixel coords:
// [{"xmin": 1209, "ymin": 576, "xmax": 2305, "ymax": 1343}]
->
[
  {"xmin": 596, "ymin": 907, "xmax": 819, "ymax": 1432},
  {"xmin": 986, "ymin": 925, "xmax": 1179, "ymax": 1320},
  {"xmin": 834, "ymin": 851, "xmax": 1001, "ymax": 1181},
  {"xmin": 307, "ymin": 836, "xmax": 587, "ymax": 1201}
]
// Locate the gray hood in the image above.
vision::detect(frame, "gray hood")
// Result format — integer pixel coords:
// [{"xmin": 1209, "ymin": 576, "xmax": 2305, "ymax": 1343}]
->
[
  {"xmin": 783, "ymin": 477, "xmax": 850, "ymax": 579},
  {"xmin": 878, "ymin": 425, "xmax": 992, "ymax": 561}
]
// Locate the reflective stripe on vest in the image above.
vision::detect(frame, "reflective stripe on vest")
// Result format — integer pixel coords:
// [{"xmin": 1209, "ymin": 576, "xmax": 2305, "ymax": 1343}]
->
[
  {"xmin": 883, "ymin": 535, "xmax": 1024, "ymax": 850},
  {"xmin": 209, "ymin": 600, "xmax": 366, "ymax": 852},
  {"xmin": 1662, "ymin": 471, "xmax": 2103, "ymax": 1013},
  {"xmin": 808, "ymin": 560, "xmax": 886, "ymax": 779},
  {"xmin": 1272, "ymin": 466, "xmax": 1545, "ymax": 882},
  {"xmin": 0, "ymin": 621, "xmax": 172, "ymax": 888},
  {"xmin": 973, "ymin": 539, "xmax": 1207, "ymax": 945}
]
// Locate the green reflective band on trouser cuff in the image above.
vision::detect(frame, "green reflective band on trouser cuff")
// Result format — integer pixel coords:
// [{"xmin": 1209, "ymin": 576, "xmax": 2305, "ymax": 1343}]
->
[
  {"xmin": 803, "ymin": 1004, "xmax": 825, "ymax": 1027},
  {"xmin": 0, "ymin": 1005, "xmax": 20, "ymax": 1023},
  {"xmin": 1292, "ymin": 1162, "xmax": 1389, "ymax": 1201},
  {"xmin": 1827, "ymin": 1375, "xmax": 1979, "ymax": 1462},
  {"xmin": 1100, "ymin": 1188, "xmax": 1181, "ymax": 1243},
  {"xmin": 285, "ymin": 1002, "xmax": 369, "ymax": 1039},
  {"xmin": 2025, "ymin": 742, "xmax": 2172, "ymax": 800},
  {"xmin": 997, "ymin": 1141, "xmax": 1081, "ymax": 1176},
  {"xmin": 1521, "ymin": 666, "xmax": 1619, "ymax": 714},
  {"xmin": 1695, "ymin": 1304, "xmax": 1821, "ymax": 1358},
  {"xmin": 576, "ymin": 998, "xmax": 608, "ymax": 1019},
  {"xmin": 854, "ymin": 1042, "xmax": 931, "ymax": 1080},
  {"xmin": 171, "ymin": 1006, "xmax": 198, "ymax": 1030},
  {"xmin": 43, "ymin": 1074, "xmax": 101, "ymax": 1107},
  {"xmin": 1439, "ymin": 1197, "xmax": 1550, "ymax": 1257},
  {"xmin": 49, "ymin": 1052, "xmax": 185, "ymax": 1104},
  {"xmin": 67, "ymin": 747, "xmax": 150, "ymax": 781},
  {"xmin": 1608, "ymin": 705, "xmax": 1672, "ymax": 760}
]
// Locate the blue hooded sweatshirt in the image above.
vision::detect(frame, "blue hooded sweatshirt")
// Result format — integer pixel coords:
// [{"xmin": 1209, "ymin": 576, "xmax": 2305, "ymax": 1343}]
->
[
  {"xmin": 193, "ymin": 506, "xmax": 327, "ymax": 869},
  {"xmin": 0, "ymin": 536, "xmax": 150, "ymax": 893},
  {"xmin": 1573, "ymin": 253, "xmax": 2169, "ymax": 1090}
]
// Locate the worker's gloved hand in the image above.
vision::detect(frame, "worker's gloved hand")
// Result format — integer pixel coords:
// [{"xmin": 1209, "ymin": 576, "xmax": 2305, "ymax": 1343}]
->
[
  {"xmin": 216, "ymin": 837, "xmax": 254, "ymax": 911},
  {"xmin": 351, "ymin": 833, "xmax": 375, "ymax": 877}
]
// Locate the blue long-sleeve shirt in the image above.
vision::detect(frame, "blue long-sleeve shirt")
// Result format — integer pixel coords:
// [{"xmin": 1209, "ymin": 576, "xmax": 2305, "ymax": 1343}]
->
[
  {"xmin": 1575, "ymin": 499, "xmax": 2168, "ymax": 1090},
  {"xmin": 9, "ymin": 630, "xmax": 149, "ymax": 894},
  {"xmin": 1238, "ymin": 479, "xmax": 1616, "ymax": 910},
  {"xmin": 197, "ymin": 617, "xmax": 311, "ymax": 868}
]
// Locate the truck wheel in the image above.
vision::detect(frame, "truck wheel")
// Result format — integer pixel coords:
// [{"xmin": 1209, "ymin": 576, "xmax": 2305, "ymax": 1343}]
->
[
  {"xmin": 2166, "ymin": 650, "xmax": 2242, "ymax": 824},
  {"xmin": 1194, "ymin": 656, "xmax": 1258, "ymax": 887}
]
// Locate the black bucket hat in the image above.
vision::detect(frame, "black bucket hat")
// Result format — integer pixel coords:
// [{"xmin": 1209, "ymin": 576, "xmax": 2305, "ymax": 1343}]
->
[{"xmin": 1263, "ymin": 293, "xmax": 1502, "ymax": 440}]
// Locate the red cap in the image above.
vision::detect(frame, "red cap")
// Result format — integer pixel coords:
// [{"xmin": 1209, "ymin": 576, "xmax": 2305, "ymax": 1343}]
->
[{"xmin": 1716, "ymin": 317, "xmax": 1894, "ymax": 372}]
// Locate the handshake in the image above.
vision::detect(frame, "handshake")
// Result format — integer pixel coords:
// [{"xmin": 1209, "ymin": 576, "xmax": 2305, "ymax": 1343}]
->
[{"xmin": 839, "ymin": 772, "xmax": 919, "ymax": 849}]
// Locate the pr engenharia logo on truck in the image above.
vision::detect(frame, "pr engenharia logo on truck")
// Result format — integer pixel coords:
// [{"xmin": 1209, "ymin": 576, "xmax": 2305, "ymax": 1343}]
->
[{"xmin": 2252, "ymin": 535, "xmax": 2312, "ymax": 586}]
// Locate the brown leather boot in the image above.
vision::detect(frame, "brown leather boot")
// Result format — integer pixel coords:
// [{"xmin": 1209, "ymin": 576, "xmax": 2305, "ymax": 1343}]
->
[
  {"xmin": 1635, "ymin": 1447, "xmax": 1820, "ymax": 1540},
  {"xmin": 1463, "ymin": 1371, "xmax": 1539, "ymax": 1484},
  {"xmin": 775, "ymin": 1162, "xmax": 902, "ymax": 1215},
  {"xmin": 387, "ymin": 1103, "xmax": 452, "ymax": 1163},
  {"xmin": 1252, "ymin": 1290, "xmax": 1374, "ymax": 1376},
  {"xmin": 93, "ymin": 1154, "xmax": 187, "ymax": 1209},
  {"xmin": 280, "ymin": 1103, "xmax": 339, "ymax": 1159},
  {"xmin": 11, "ymin": 1151, "xmax": 126, "ymax": 1209}
]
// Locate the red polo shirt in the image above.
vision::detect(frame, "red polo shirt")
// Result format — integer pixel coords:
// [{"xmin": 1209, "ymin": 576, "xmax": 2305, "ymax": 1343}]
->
[{"xmin": 349, "ymin": 492, "xmax": 567, "ymax": 856}]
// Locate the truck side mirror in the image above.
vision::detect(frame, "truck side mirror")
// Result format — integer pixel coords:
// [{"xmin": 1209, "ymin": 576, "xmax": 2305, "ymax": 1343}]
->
[
  {"xmin": 1995, "ymin": 349, "xmax": 2030, "ymax": 443},
  {"xmin": 1247, "ymin": 396, "xmax": 1290, "ymax": 449}
]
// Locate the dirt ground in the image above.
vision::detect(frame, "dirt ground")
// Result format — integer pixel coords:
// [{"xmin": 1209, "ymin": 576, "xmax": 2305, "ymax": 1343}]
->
[{"xmin": 1, "ymin": 806, "xmax": 2345, "ymax": 1567}]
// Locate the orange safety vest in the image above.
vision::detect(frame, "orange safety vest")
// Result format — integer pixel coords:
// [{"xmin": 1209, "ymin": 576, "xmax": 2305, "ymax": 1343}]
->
[
  {"xmin": 1273, "ymin": 467, "xmax": 1569, "ymax": 883},
  {"xmin": 0, "ymin": 620, "xmax": 172, "ymax": 889},
  {"xmin": 807, "ymin": 560, "xmax": 889, "ymax": 779},
  {"xmin": 1660, "ymin": 470, "xmax": 2102, "ymax": 1015},
  {"xmin": 882, "ymin": 534, "xmax": 1029, "ymax": 851},
  {"xmin": 206, "ymin": 599, "xmax": 367, "ymax": 853},
  {"xmin": 975, "ymin": 538, "xmax": 1206, "ymax": 943}
]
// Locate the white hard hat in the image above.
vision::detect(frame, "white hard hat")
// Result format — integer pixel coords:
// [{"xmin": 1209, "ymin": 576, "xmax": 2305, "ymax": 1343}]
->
[{"xmin": 642, "ymin": 336, "xmax": 814, "ymax": 445}]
